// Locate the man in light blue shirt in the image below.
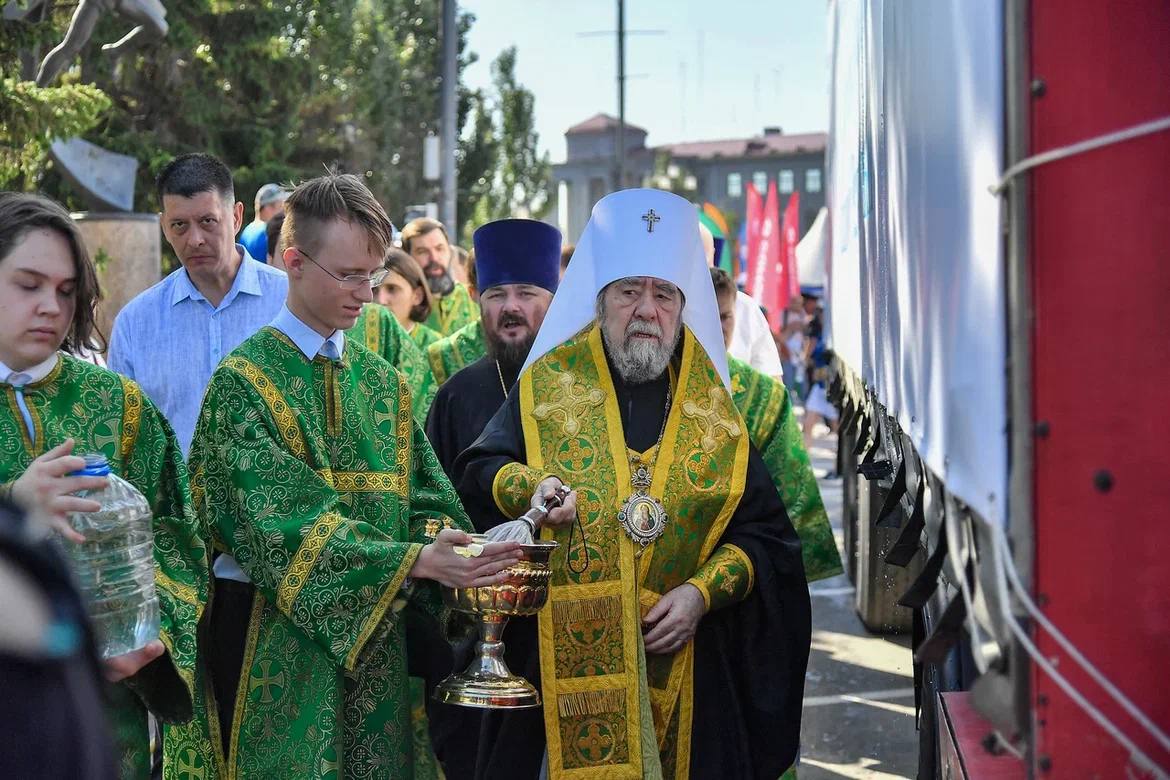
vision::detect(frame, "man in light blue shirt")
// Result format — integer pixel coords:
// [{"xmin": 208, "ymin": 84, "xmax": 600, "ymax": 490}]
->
[
  {"xmin": 108, "ymin": 153, "xmax": 287, "ymax": 453},
  {"xmin": 238, "ymin": 183, "xmax": 288, "ymax": 264}
]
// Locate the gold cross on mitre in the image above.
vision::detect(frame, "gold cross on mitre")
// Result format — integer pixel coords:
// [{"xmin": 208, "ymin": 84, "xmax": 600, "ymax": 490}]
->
[{"xmin": 641, "ymin": 209, "xmax": 661, "ymax": 233}]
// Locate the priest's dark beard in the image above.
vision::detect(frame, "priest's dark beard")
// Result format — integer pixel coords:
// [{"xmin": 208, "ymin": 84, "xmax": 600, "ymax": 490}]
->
[
  {"xmin": 485, "ymin": 329, "xmax": 535, "ymax": 375},
  {"xmin": 426, "ymin": 266, "xmax": 455, "ymax": 296},
  {"xmin": 601, "ymin": 316, "xmax": 681, "ymax": 384}
]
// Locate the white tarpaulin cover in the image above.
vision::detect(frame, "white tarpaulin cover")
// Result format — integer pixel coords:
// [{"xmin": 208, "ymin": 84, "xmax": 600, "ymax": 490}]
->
[
  {"xmin": 827, "ymin": 0, "xmax": 1007, "ymax": 528},
  {"xmin": 796, "ymin": 207, "xmax": 828, "ymax": 290}
]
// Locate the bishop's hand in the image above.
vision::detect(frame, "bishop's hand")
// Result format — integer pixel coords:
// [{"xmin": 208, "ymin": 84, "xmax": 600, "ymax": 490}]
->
[
  {"xmin": 531, "ymin": 477, "xmax": 577, "ymax": 529},
  {"xmin": 412, "ymin": 529, "xmax": 523, "ymax": 588},
  {"xmin": 642, "ymin": 583, "xmax": 707, "ymax": 655}
]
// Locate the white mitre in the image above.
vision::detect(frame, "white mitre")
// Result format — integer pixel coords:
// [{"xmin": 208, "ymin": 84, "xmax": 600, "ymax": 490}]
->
[{"xmin": 522, "ymin": 188, "xmax": 731, "ymax": 389}]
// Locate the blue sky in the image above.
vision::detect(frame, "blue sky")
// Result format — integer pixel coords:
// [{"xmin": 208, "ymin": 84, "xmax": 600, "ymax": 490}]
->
[{"xmin": 460, "ymin": 1, "xmax": 831, "ymax": 161}]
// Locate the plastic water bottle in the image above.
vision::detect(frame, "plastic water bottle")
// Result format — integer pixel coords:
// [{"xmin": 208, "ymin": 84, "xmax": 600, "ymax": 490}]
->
[{"xmin": 67, "ymin": 453, "xmax": 159, "ymax": 659}]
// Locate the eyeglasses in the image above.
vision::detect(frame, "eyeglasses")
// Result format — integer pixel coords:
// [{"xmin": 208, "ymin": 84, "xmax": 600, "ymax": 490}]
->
[{"xmin": 294, "ymin": 247, "xmax": 389, "ymax": 290}]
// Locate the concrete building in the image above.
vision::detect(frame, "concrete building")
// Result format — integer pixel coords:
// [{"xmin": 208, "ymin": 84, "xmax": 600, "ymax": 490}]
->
[{"xmin": 550, "ymin": 113, "xmax": 827, "ymax": 243}]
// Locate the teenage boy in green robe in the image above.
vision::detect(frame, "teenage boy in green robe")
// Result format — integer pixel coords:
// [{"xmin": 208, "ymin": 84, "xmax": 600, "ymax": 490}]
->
[
  {"xmin": 181, "ymin": 172, "xmax": 521, "ymax": 778},
  {"xmin": 0, "ymin": 192, "xmax": 209, "ymax": 779}
]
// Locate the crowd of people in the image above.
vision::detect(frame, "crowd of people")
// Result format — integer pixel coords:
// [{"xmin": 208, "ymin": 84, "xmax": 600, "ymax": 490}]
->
[{"xmin": 0, "ymin": 152, "xmax": 843, "ymax": 779}]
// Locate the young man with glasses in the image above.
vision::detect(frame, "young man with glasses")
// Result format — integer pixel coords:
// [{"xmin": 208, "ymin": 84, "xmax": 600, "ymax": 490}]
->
[{"xmin": 174, "ymin": 172, "xmax": 522, "ymax": 776}]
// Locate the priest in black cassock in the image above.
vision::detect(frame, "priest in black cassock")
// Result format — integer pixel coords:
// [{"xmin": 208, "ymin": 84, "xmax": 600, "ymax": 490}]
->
[
  {"xmin": 424, "ymin": 218, "xmax": 562, "ymax": 778},
  {"xmin": 451, "ymin": 189, "xmax": 812, "ymax": 780},
  {"xmin": 425, "ymin": 219, "xmax": 562, "ymax": 479}
]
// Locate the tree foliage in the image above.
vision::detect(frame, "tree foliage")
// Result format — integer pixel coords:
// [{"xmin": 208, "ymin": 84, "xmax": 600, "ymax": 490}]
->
[
  {"xmin": 0, "ymin": 78, "xmax": 111, "ymax": 189},
  {"xmin": 468, "ymin": 46, "xmax": 550, "ymax": 232},
  {"xmin": 1, "ymin": 0, "xmax": 497, "ymax": 226}
]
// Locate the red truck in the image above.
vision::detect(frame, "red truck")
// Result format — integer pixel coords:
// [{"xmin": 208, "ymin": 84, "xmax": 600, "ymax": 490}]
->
[{"xmin": 824, "ymin": 1, "xmax": 1170, "ymax": 776}]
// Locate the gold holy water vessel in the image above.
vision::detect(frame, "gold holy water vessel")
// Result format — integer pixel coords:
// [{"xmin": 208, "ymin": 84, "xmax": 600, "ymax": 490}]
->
[{"xmin": 434, "ymin": 535, "xmax": 558, "ymax": 709}]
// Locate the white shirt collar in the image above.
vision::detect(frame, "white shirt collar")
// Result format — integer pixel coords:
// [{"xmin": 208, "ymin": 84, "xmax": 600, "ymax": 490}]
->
[
  {"xmin": 269, "ymin": 305, "xmax": 345, "ymax": 361},
  {"xmin": 0, "ymin": 352, "xmax": 60, "ymax": 386}
]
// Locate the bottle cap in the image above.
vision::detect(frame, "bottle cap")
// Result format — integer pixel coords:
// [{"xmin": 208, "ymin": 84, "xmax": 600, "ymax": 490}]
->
[{"xmin": 71, "ymin": 453, "xmax": 111, "ymax": 478}]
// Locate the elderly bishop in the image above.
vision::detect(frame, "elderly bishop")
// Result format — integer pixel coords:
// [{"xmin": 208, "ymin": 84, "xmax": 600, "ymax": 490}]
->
[{"xmin": 454, "ymin": 189, "xmax": 812, "ymax": 779}]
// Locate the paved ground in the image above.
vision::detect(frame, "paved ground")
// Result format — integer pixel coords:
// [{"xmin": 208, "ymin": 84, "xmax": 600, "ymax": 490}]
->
[{"xmin": 797, "ymin": 425, "xmax": 919, "ymax": 779}]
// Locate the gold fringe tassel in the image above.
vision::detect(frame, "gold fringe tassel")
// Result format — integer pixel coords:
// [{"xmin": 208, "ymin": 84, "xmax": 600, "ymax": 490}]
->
[
  {"xmin": 557, "ymin": 689, "xmax": 625, "ymax": 718},
  {"xmin": 553, "ymin": 596, "xmax": 619, "ymax": 625}
]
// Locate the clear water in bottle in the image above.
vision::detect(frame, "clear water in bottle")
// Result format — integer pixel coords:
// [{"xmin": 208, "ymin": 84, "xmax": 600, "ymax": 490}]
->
[{"xmin": 67, "ymin": 453, "xmax": 159, "ymax": 659}]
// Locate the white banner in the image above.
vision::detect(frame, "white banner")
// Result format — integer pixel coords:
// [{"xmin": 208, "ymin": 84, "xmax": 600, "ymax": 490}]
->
[{"xmin": 827, "ymin": 0, "xmax": 1007, "ymax": 528}]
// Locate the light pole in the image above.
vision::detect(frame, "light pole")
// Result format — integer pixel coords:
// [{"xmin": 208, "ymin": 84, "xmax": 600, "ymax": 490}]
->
[{"xmin": 440, "ymin": 0, "xmax": 458, "ymax": 231}]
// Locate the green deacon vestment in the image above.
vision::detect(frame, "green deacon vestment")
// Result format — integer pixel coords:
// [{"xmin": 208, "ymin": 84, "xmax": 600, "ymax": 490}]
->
[
  {"xmin": 408, "ymin": 322, "xmax": 442, "ymax": 352},
  {"xmin": 346, "ymin": 304, "xmax": 438, "ymax": 421},
  {"xmin": 425, "ymin": 320, "xmax": 485, "ymax": 386},
  {"xmin": 0, "ymin": 354, "xmax": 209, "ymax": 779},
  {"xmin": 423, "ymin": 283, "xmax": 479, "ymax": 337},
  {"xmin": 728, "ymin": 356, "xmax": 842, "ymax": 582},
  {"xmin": 181, "ymin": 327, "xmax": 470, "ymax": 779}
]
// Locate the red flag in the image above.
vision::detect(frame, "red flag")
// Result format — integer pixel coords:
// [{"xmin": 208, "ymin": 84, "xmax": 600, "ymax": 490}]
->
[
  {"xmin": 744, "ymin": 182, "xmax": 765, "ymax": 296},
  {"xmin": 782, "ymin": 191, "xmax": 801, "ymax": 302},
  {"xmin": 751, "ymin": 180, "xmax": 785, "ymax": 330}
]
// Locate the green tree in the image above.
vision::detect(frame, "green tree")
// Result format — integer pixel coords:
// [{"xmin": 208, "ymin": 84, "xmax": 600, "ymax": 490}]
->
[
  {"xmin": 470, "ymin": 46, "xmax": 550, "ymax": 228},
  {"xmin": 2, "ymin": 0, "xmax": 490, "ymax": 225}
]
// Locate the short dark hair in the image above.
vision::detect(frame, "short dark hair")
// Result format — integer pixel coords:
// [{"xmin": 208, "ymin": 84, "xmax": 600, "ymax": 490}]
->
[
  {"xmin": 156, "ymin": 153, "xmax": 235, "ymax": 205},
  {"xmin": 709, "ymin": 267, "xmax": 735, "ymax": 300},
  {"xmin": 383, "ymin": 248, "xmax": 433, "ymax": 323},
  {"xmin": 0, "ymin": 192, "xmax": 103, "ymax": 354},
  {"xmin": 400, "ymin": 217, "xmax": 448, "ymax": 254},
  {"xmin": 281, "ymin": 172, "xmax": 393, "ymax": 258},
  {"xmin": 265, "ymin": 212, "xmax": 286, "ymax": 260}
]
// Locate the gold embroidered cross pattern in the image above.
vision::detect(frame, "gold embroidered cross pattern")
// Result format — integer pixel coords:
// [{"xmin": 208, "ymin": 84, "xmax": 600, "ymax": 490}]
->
[
  {"xmin": 681, "ymin": 386, "xmax": 742, "ymax": 452},
  {"xmin": 532, "ymin": 370, "xmax": 605, "ymax": 437}
]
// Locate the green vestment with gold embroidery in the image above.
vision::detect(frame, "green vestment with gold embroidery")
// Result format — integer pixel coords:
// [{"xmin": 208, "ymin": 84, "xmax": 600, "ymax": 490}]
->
[
  {"xmin": 422, "ymin": 283, "xmax": 479, "ymax": 337},
  {"xmin": 0, "ymin": 354, "xmax": 209, "ymax": 780},
  {"xmin": 181, "ymin": 327, "xmax": 471, "ymax": 779},
  {"xmin": 346, "ymin": 304, "xmax": 438, "ymax": 421},
  {"xmin": 728, "ymin": 356, "xmax": 842, "ymax": 582},
  {"xmin": 408, "ymin": 322, "xmax": 443, "ymax": 352},
  {"xmin": 425, "ymin": 320, "xmax": 485, "ymax": 386},
  {"xmin": 488, "ymin": 325, "xmax": 765, "ymax": 780}
]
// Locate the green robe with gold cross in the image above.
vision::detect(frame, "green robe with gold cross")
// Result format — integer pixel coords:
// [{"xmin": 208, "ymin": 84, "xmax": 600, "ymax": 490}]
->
[
  {"xmin": 423, "ymin": 282, "xmax": 479, "ymax": 337},
  {"xmin": 454, "ymin": 325, "xmax": 811, "ymax": 780},
  {"xmin": 346, "ymin": 304, "xmax": 438, "ymax": 421},
  {"xmin": 728, "ymin": 356, "xmax": 843, "ymax": 582},
  {"xmin": 0, "ymin": 353, "xmax": 210, "ymax": 780},
  {"xmin": 425, "ymin": 320, "xmax": 485, "ymax": 386},
  {"xmin": 180, "ymin": 326, "xmax": 471, "ymax": 779}
]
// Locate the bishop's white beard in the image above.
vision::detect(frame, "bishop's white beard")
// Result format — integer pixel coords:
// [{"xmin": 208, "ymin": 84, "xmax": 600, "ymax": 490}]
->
[{"xmin": 601, "ymin": 312, "xmax": 680, "ymax": 385}]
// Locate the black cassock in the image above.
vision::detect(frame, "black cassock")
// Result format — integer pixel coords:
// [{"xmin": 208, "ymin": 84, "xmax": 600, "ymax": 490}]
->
[
  {"xmin": 447, "ymin": 360, "xmax": 813, "ymax": 780},
  {"xmin": 425, "ymin": 356, "xmax": 518, "ymax": 480},
  {"xmin": 423, "ymin": 356, "xmax": 521, "ymax": 779}
]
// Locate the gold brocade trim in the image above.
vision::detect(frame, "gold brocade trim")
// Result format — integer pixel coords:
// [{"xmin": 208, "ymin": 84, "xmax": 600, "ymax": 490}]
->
[
  {"xmin": 685, "ymin": 543, "xmax": 754, "ymax": 614},
  {"xmin": 328, "ymin": 470, "xmax": 408, "ymax": 495},
  {"xmin": 725, "ymin": 543, "xmax": 755, "ymax": 594},
  {"xmin": 156, "ymin": 569, "xmax": 201, "ymax": 611},
  {"xmin": 364, "ymin": 306, "xmax": 381, "ymax": 354},
  {"xmin": 223, "ymin": 355, "xmax": 309, "ymax": 462},
  {"xmin": 118, "ymin": 377, "xmax": 143, "ymax": 462},
  {"xmin": 426, "ymin": 341, "xmax": 448, "ymax": 385},
  {"xmin": 228, "ymin": 593, "xmax": 266, "ymax": 779},
  {"xmin": 276, "ymin": 511, "xmax": 345, "ymax": 614},
  {"xmin": 345, "ymin": 541, "xmax": 423, "ymax": 672},
  {"xmin": 320, "ymin": 358, "xmax": 343, "ymax": 439},
  {"xmin": 491, "ymin": 461, "xmax": 545, "ymax": 518}
]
